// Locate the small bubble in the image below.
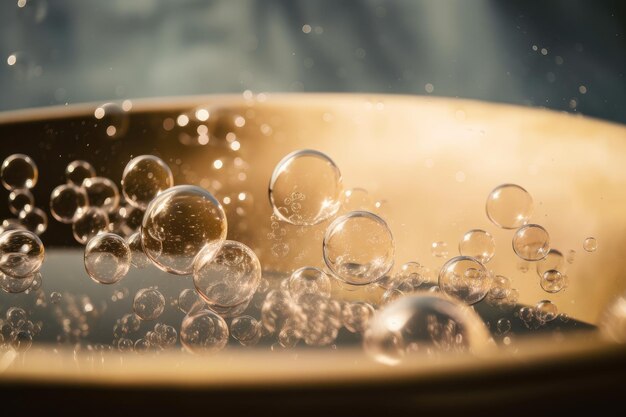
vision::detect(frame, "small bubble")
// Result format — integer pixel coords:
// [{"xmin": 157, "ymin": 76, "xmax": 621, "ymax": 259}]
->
[
  {"xmin": 323, "ymin": 211, "xmax": 394, "ymax": 285},
  {"xmin": 496, "ymin": 318, "xmax": 511, "ymax": 334},
  {"xmin": 438, "ymin": 256, "xmax": 491, "ymax": 305},
  {"xmin": 8, "ymin": 188, "xmax": 34, "ymax": 215},
  {"xmin": 458, "ymin": 229, "xmax": 495, "ymax": 263},
  {"xmin": 65, "ymin": 160, "xmax": 96, "ymax": 186},
  {"xmin": 180, "ymin": 309, "xmax": 229, "ymax": 354},
  {"xmin": 583, "ymin": 237, "xmax": 597, "ymax": 252},
  {"xmin": 94, "ymin": 103, "xmax": 129, "ymax": 139},
  {"xmin": 535, "ymin": 300, "xmax": 558, "ymax": 322},
  {"xmin": 18, "ymin": 207, "xmax": 48, "ymax": 235},
  {"xmin": 133, "ymin": 288, "xmax": 165, "ymax": 321},
  {"xmin": 512, "ymin": 224, "xmax": 550, "ymax": 261},
  {"xmin": 288, "ymin": 266, "xmax": 331, "ymax": 299},
  {"xmin": 177, "ymin": 288, "xmax": 203, "ymax": 314},
  {"xmin": 50, "ymin": 184, "xmax": 88, "ymax": 224},
  {"xmin": 540, "ymin": 270, "xmax": 565, "ymax": 293},
  {"xmin": 486, "ymin": 184, "xmax": 533, "ymax": 229},
  {"xmin": 50, "ymin": 291, "xmax": 62, "ymax": 303},
  {"xmin": 121, "ymin": 155, "xmax": 173, "ymax": 209},
  {"xmin": 269, "ymin": 150, "xmax": 342, "ymax": 226},
  {"xmin": 230, "ymin": 315, "xmax": 261, "ymax": 347},
  {"xmin": 72, "ymin": 207, "xmax": 109, "ymax": 245},
  {"xmin": 84, "ymin": 233, "xmax": 130, "ymax": 284},
  {"xmin": 82, "ymin": 177, "xmax": 120, "ymax": 211},
  {"xmin": 0, "ymin": 229, "xmax": 44, "ymax": 278},
  {"xmin": 1, "ymin": 154, "xmax": 38, "ymax": 190}
]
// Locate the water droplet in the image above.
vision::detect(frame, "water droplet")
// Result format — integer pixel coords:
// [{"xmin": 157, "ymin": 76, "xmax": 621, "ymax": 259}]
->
[
  {"xmin": 133, "ymin": 288, "xmax": 165, "ymax": 321},
  {"xmin": 84, "ymin": 233, "xmax": 130, "ymax": 284},
  {"xmin": 50, "ymin": 184, "xmax": 88, "ymax": 224},
  {"xmin": 438, "ymin": 256, "xmax": 491, "ymax": 305},
  {"xmin": 458, "ymin": 229, "xmax": 496, "ymax": 263},
  {"xmin": 121, "ymin": 155, "xmax": 173, "ymax": 209},
  {"xmin": 1, "ymin": 154, "xmax": 38, "ymax": 190},
  {"xmin": 323, "ymin": 211, "xmax": 394, "ymax": 285},
  {"xmin": 269, "ymin": 150, "xmax": 342, "ymax": 225},
  {"xmin": 512, "ymin": 224, "xmax": 550, "ymax": 261},
  {"xmin": 141, "ymin": 185, "xmax": 227, "ymax": 275},
  {"xmin": 193, "ymin": 240, "xmax": 261, "ymax": 308},
  {"xmin": 486, "ymin": 184, "xmax": 533, "ymax": 229}
]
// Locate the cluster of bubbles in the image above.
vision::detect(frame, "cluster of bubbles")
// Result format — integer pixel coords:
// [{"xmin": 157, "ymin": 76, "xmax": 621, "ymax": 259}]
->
[{"xmin": 1, "ymin": 142, "xmax": 610, "ymax": 365}]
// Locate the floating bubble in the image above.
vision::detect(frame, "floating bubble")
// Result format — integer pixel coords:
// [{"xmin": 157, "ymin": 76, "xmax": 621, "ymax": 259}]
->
[
  {"xmin": 177, "ymin": 288, "xmax": 203, "ymax": 314},
  {"xmin": 512, "ymin": 224, "xmax": 550, "ymax": 261},
  {"xmin": 278, "ymin": 327, "xmax": 300, "ymax": 348},
  {"xmin": 519, "ymin": 307, "xmax": 534, "ymax": 322},
  {"xmin": 193, "ymin": 240, "xmax": 261, "ymax": 308},
  {"xmin": 363, "ymin": 294, "xmax": 492, "ymax": 365},
  {"xmin": 133, "ymin": 288, "xmax": 165, "ymax": 321},
  {"xmin": 488, "ymin": 275, "xmax": 510, "ymax": 300},
  {"xmin": 141, "ymin": 185, "xmax": 227, "ymax": 275},
  {"xmin": 0, "ymin": 229, "xmax": 44, "ymax": 278},
  {"xmin": 18, "ymin": 207, "xmax": 47, "ymax": 235},
  {"xmin": 82, "ymin": 177, "xmax": 120, "ymax": 211},
  {"xmin": 231, "ymin": 315, "xmax": 262, "ymax": 346},
  {"xmin": 72, "ymin": 207, "xmax": 109, "ymax": 244},
  {"xmin": 84, "ymin": 233, "xmax": 130, "ymax": 285},
  {"xmin": 496, "ymin": 318, "xmax": 511, "ymax": 334},
  {"xmin": 438, "ymin": 256, "xmax": 491, "ymax": 305},
  {"xmin": 269, "ymin": 150, "xmax": 342, "ymax": 225},
  {"xmin": 94, "ymin": 103, "xmax": 129, "ymax": 138},
  {"xmin": 486, "ymin": 184, "xmax": 533, "ymax": 229},
  {"xmin": 50, "ymin": 291, "xmax": 62, "ymax": 304},
  {"xmin": 583, "ymin": 237, "xmax": 597, "ymax": 252},
  {"xmin": 431, "ymin": 241, "xmax": 449, "ymax": 257},
  {"xmin": 458, "ymin": 229, "xmax": 496, "ymax": 263},
  {"xmin": 342, "ymin": 301, "xmax": 375, "ymax": 333},
  {"xmin": 394, "ymin": 262, "xmax": 426, "ymax": 289},
  {"xmin": 540, "ymin": 270, "xmax": 565, "ymax": 293},
  {"xmin": 535, "ymin": 300, "xmax": 558, "ymax": 322},
  {"xmin": 126, "ymin": 231, "xmax": 149, "ymax": 268},
  {"xmin": 50, "ymin": 184, "xmax": 88, "ymax": 224},
  {"xmin": 342, "ymin": 188, "xmax": 373, "ymax": 211},
  {"xmin": 155, "ymin": 324, "xmax": 178, "ymax": 347},
  {"xmin": 180, "ymin": 309, "xmax": 229, "ymax": 354},
  {"xmin": 323, "ymin": 211, "xmax": 394, "ymax": 286},
  {"xmin": 11, "ymin": 330, "xmax": 33, "ymax": 352},
  {"xmin": 134, "ymin": 338, "xmax": 150, "ymax": 353},
  {"xmin": 288, "ymin": 266, "xmax": 331, "ymax": 299},
  {"xmin": 1, "ymin": 154, "xmax": 38, "ymax": 190},
  {"xmin": 536, "ymin": 249, "xmax": 565, "ymax": 277},
  {"xmin": 8, "ymin": 188, "xmax": 34, "ymax": 215},
  {"xmin": 121, "ymin": 155, "xmax": 173, "ymax": 209},
  {"xmin": 65, "ymin": 160, "xmax": 96, "ymax": 186},
  {"xmin": 0, "ymin": 271, "xmax": 35, "ymax": 293}
]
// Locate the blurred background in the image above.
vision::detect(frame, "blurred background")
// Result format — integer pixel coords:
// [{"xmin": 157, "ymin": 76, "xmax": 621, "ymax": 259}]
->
[{"xmin": 0, "ymin": 0, "xmax": 623, "ymax": 124}]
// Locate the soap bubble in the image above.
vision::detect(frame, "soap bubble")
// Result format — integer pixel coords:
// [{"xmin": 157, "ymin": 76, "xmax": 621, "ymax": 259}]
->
[
  {"xmin": 278, "ymin": 327, "xmax": 300, "ymax": 348},
  {"xmin": 497, "ymin": 318, "xmax": 511, "ymax": 334},
  {"xmin": 133, "ymin": 288, "xmax": 165, "ymax": 321},
  {"xmin": 126, "ymin": 231, "xmax": 149, "ymax": 268},
  {"xmin": 84, "ymin": 233, "xmax": 130, "ymax": 284},
  {"xmin": 0, "ymin": 229, "xmax": 44, "ymax": 278},
  {"xmin": 488, "ymin": 275, "xmax": 510, "ymax": 300},
  {"xmin": 269, "ymin": 150, "xmax": 342, "ymax": 225},
  {"xmin": 288, "ymin": 266, "xmax": 331, "ymax": 299},
  {"xmin": 0, "ymin": 271, "xmax": 35, "ymax": 293},
  {"xmin": 1, "ymin": 154, "xmax": 38, "ymax": 190},
  {"xmin": 342, "ymin": 301, "xmax": 375, "ymax": 333},
  {"xmin": 65, "ymin": 160, "xmax": 96, "ymax": 186},
  {"xmin": 486, "ymin": 184, "xmax": 533, "ymax": 229},
  {"xmin": 50, "ymin": 291, "xmax": 62, "ymax": 303},
  {"xmin": 50, "ymin": 184, "xmax": 88, "ymax": 224},
  {"xmin": 364, "ymin": 294, "xmax": 492, "ymax": 365},
  {"xmin": 512, "ymin": 224, "xmax": 550, "ymax": 261},
  {"xmin": 438, "ymin": 256, "xmax": 491, "ymax": 305},
  {"xmin": 535, "ymin": 300, "xmax": 558, "ymax": 322},
  {"xmin": 583, "ymin": 237, "xmax": 597, "ymax": 252},
  {"xmin": 121, "ymin": 155, "xmax": 173, "ymax": 209},
  {"xmin": 94, "ymin": 102, "xmax": 129, "ymax": 138},
  {"xmin": 193, "ymin": 240, "xmax": 261, "ymax": 308},
  {"xmin": 540, "ymin": 270, "xmax": 565, "ymax": 293},
  {"xmin": 141, "ymin": 185, "xmax": 227, "ymax": 275},
  {"xmin": 458, "ymin": 229, "xmax": 496, "ymax": 263},
  {"xmin": 178, "ymin": 288, "xmax": 203, "ymax": 314},
  {"xmin": 431, "ymin": 241, "xmax": 449, "ymax": 258},
  {"xmin": 8, "ymin": 188, "xmax": 34, "ymax": 215},
  {"xmin": 72, "ymin": 207, "xmax": 109, "ymax": 244},
  {"xmin": 519, "ymin": 307, "xmax": 534, "ymax": 323},
  {"xmin": 230, "ymin": 315, "xmax": 262, "ymax": 346},
  {"xmin": 536, "ymin": 249, "xmax": 565, "ymax": 277},
  {"xmin": 82, "ymin": 177, "xmax": 120, "ymax": 211},
  {"xmin": 394, "ymin": 262, "xmax": 426, "ymax": 289},
  {"xmin": 180, "ymin": 309, "xmax": 229, "ymax": 354},
  {"xmin": 323, "ymin": 211, "xmax": 394, "ymax": 285},
  {"xmin": 18, "ymin": 207, "xmax": 48, "ymax": 235}
]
